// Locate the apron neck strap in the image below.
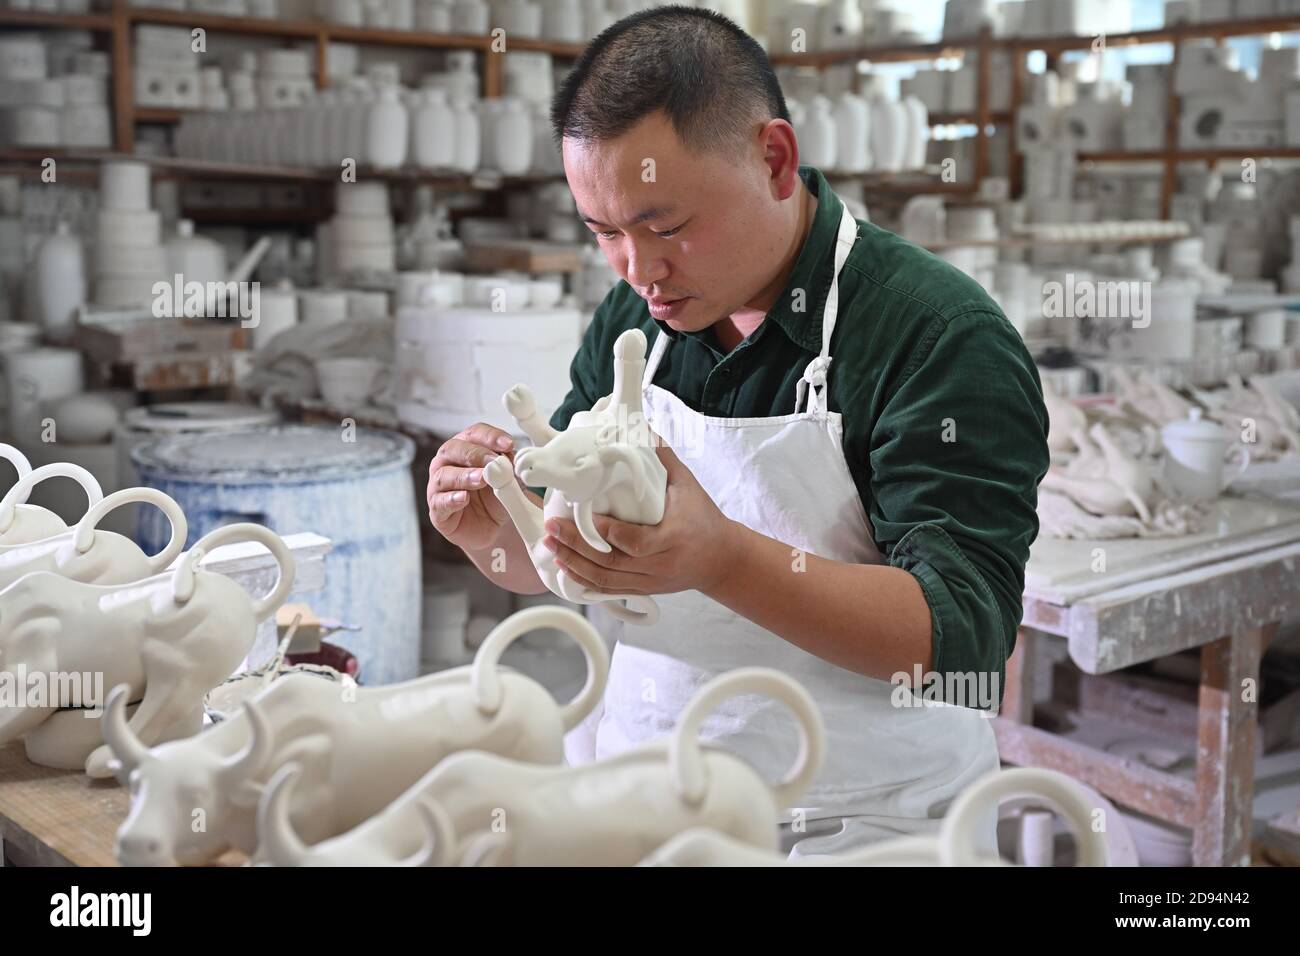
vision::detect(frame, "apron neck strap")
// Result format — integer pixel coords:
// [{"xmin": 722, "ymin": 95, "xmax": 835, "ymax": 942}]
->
[
  {"xmin": 796, "ymin": 202, "xmax": 859, "ymax": 415},
  {"xmin": 643, "ymin": 325, "xmax": 671, "ymax": 389}
]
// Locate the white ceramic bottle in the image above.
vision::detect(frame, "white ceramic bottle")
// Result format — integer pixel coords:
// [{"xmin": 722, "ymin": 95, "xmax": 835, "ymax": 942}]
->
[
  {"xmin": 414, "ymin": 88, "xmax": 456, "ymax": 169},
  {"xmin": 803, "ymin": 95, "xmax": 838, "ymax": 170},
  {"xmin": 452, "ymin": 0, "xmax": 490, "ymax": 33},
  {"xmin": 832, "ymin": 91, "xmax": 870, "ymax": 173},
  {"xmin": 868, "ymin": 86, "xmax": 907, "ymax": 172},
  {"xmin": 493, "ymin": 97, "xmax": 533, "ymax": 175},
  {"xmin": 544, "ymin": 0, "xmax": 584, "ymax": 41},
  {"xmin": 34, "ymin": 221, "xmax": 85, "ymax": 335},
  {"xmin": 367, "ymin": 85, "xmax": 409, "ymax": 169},
  {"xmin": 901, "ymin": 93, "xmax": 929, "ymax": 170},
  {"xmin": 452, "ymin": 95, "xmax": 481, "ymax": 173}
]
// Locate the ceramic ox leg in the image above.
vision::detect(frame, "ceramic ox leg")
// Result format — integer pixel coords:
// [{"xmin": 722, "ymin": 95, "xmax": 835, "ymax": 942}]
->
[
  {"xmin": 483, "ymin": 457, "xmax": 659, "ymax": 625},
  {"xmin": 503, "ymin": 385, "xmax": 559, "ymax": 448}
]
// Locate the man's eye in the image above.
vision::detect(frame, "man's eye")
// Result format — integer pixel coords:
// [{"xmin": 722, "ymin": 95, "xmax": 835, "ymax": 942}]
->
[
  {"xmin": 655, "ymin": 225, "xmax": 683, "ymax": 238},
  {"xmin": 597, "ymin": 230, "xmax": 618, "ymax": 240}
]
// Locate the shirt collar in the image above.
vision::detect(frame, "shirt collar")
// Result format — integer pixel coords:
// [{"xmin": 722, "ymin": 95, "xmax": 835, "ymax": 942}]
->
[{"xmin": 651, "ymin": 165, "xmax": 845, "ymax": 354}]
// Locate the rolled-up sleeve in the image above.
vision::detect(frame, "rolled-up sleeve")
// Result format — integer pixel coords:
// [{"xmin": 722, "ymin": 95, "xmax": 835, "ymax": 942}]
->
[{"xmin": 868, "ymin": 309, "xmax": 1049, "ymax": 707}]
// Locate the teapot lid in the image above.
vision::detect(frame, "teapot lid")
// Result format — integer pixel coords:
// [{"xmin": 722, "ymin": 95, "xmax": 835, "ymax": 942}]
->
[{"xmin": 1161, "ymin": 406, "xmax": 1226, "ymax": 442}]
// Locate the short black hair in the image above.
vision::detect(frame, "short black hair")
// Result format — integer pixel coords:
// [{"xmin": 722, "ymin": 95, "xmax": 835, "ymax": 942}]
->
[{"xmin": 551, "ymin": 5, "xmax": 790, "ymax": 155}]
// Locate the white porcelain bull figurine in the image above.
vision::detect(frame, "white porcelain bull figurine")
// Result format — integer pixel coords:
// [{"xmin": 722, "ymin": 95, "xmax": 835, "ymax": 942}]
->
[
  {"xmin": 257, "ymin": 668, "xmax": 825, "ymax": 866},
  {"xmin": 106, "ymin": 606, "xmax": 610, "ymax": 867},
  {"xmin": 0, "ymin": 487, "xmax": 188, "ymax": 592},
  {"xmin": 484, "ymin": 327, "xmax": 666, "ymax": 625},
  {"xmin": 637, "ymin": 768, "xmax": 1110, "ymax": 867},
  {"xmin": 0, "ymin": 460, "xmax": 103, "ymax": 546},
  {"xmin": 0, "ymin": 523, "xmax": 292, "ymax": 775}
]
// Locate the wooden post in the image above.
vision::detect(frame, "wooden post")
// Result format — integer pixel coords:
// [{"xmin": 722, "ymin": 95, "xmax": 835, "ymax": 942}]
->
[
  {"xmin": 973, "ymin": 26, "xmax": 992, "ymax": 190},
  {"xmin": 314, "ymin": 25, "xmax": 329, "ymax": 90},
  {"xmin": 1192, "ymin": 626, "xmax": 1265, "ymax": 866},
  {"xmin": 1000, "ymin": 625, "xmax": 1036, "ymax": 724},
  {"xmin": 1159, "ymin": 26, "xmax": 1184, "ymax": 219},
  {"xmin": 110, "ymin": 0, "xmax": 133, "ymax": 153},
  {"xmin": 1008, "ymin": 43, "xmax": 1022, "ymax": 198}
]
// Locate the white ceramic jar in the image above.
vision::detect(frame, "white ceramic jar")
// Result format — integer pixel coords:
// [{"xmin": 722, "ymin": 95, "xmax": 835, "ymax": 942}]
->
[
  {"xmin": 544, "ymin": 0, "xmax": 584, "ymax": 41},
  {"xmin": 366, "ymin": 85, "xmax": 409, "ymax": 169},
  {"xmin": 801, "ymin": 95, "xmax": 838, "ymax": 170},
  {"xmin": 452, "ymin": 0, "xmax": 490, "ymax": 33},
  {"xmin": 492, "ymin": 97, "xmax": 533, "ymax": 175},
  {"xmin": 34, "ymin": 222, "xmax": 85, "ymax": 335},
  {"xmin": 1161, "ymin": 408, "xmax": 1251, "ymax": 502},
  {"xmin": 832, "ymin": 91, "xmax": 869, "ymax": 173},
  {"xmin": 869, "ymin": 89, "xmax": 908, "ymax": 172},
  {"xmin": 417, "ymin": 0, "xmax": 453, "ymax": 31},
  {"xmin": 413, "ymin": 88, "xmax": 456, "ymax": 169},
  {"xmin": 451, "ymin": 96, "xmax": 481, "ymax": 173}
]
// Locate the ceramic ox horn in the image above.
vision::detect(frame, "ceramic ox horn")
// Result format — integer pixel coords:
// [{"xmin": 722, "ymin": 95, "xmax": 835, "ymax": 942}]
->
[{"xmin": 0, "ymin": 460, "xmax": 104, "ymax": 546}]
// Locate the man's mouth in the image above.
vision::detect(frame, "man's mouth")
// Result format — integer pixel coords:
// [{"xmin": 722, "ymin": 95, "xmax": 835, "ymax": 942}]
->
[{"xmin": 646, "ymin": 296, "xmax": 689, "ymax": 319}]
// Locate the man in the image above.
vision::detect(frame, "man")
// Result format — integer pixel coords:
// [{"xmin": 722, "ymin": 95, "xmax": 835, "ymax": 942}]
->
[{"xmin": 427, "ymin": 7, "xmax": 1049, "ymax": 856}]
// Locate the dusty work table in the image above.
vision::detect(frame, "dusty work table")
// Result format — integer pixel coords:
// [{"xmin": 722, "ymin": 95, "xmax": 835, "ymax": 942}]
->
[{"xmin": 1002, "ymin": 495, "xmax": 1300, "ymax": 866}]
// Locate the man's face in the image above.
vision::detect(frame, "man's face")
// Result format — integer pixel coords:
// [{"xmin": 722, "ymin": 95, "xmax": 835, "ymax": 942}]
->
[{"xmin": 563, "ymin": 111, "xmax": 785, "ymax": 332}]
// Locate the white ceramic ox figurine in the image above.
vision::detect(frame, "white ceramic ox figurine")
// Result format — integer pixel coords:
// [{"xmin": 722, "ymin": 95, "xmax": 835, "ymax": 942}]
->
[
  {"xmin": 637, "ymin": 767, "xmax": 1110, "ymax": 867},
  {"xmin": 0, "ymin": 523, "xmax": 292, "ymax": 775},
  {"xmin": 256, "ymin": 667, "xmax": 825, "ymax": 866},
  {"xmin": 484, "ymin": 327, "xmax": 666, "ymax": 625},
  {"xmin": 105, "ymin": 606, "xmax": 610, "ymax": 867},
  {"xmin": 0, "ymin": 460, "xmax": 103, "ymax": 546},
  {"xmin": 0, "ymin": 487, "xmax": 188, "ymax": 592}
]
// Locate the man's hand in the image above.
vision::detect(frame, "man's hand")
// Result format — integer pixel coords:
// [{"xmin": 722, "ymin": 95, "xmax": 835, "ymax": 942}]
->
[
  {"xmin": 540, "ymin": 443, "xmax": 741, "ymax": 597},
  {"xmin": 427, "ymin": 423, "xmax": 517, "ymax": 552}
]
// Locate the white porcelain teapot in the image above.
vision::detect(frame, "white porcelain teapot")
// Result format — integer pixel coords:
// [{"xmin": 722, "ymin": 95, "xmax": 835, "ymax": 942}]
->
[
  {"xmin": 1161, "ymin": 407, "xmax": 1250, "ymax": 502},
  {"xmin": 0, "ymin": 460, "xmax": 104, "ymax": 546},
  {"xmin": 0, "ymin": 487, "xmax": 187, "ymax": 591}
]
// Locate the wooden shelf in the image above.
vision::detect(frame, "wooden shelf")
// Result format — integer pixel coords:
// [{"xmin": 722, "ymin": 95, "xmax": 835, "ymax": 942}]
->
[
  {"xmin": 769, "ymin": 39, "xmax": 967, "ymax": 67},
  {"xmin": 1079, "ymin": 147, "xmax": 1300, "ymax": 163},
  {"xmin": 133, "ymin": 106, "xmax": 183, "ymax": 123},
  {"xmin": 930, "ymin": 111, "xmax": 1012, "ymax": 126},
  {"xmin": 325, "ymin": 24, "xmax": 489, "ymax": 49},
  {"xmin": 0, "ymin": 8, "xmax": 113, "ymax": 30},
  {"xmin": 125, "ymin": 5, "xmax": 321, "ymax": 38}
]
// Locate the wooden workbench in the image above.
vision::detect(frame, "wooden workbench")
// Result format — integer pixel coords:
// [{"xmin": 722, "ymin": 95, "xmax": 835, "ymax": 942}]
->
[{"xmin": 1000, "ymin": 520, "xmax": 1300, "ymax": 866}]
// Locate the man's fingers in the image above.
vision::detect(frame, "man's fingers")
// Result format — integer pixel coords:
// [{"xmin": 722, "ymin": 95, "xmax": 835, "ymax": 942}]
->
[
  {"xmin": 593, "ymin": 515, "xmax": 662, "ymax": 557},
  {"xmin": 456, "ymin": 422, "xmax": 515, "ymax": 454},
  {"xmin": 429, "ymin": 490, "xmax": 470, "ymax": 519},
  {"xmin": 553, "ymin": 547, "xmax": 645, "ymax": 595},
  {"xmin": 437, "ymin": 437, "xmax": 507, "ymax": 470},
  {"xmin": 433, "ymin": 466, "xmax": 487, "ymax": 493}
]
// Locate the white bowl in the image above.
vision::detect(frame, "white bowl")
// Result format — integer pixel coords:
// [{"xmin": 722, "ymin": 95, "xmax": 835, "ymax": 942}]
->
[
  {"xmin": 96, "ymin": 208, "xmax": 161, "ymax": 248},
  {"xmin": 99, "ymin": 161, "xmax": 152, "ymax": 211},
  {"xmin": 334, "ymin": 181, "xmax": 390, "ymax": 217},
  {"xmin": 333, "ymin": 214, "xmax": 395, "ymax": 244}
]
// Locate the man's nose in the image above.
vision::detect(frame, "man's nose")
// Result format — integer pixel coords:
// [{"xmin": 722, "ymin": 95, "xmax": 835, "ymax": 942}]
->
[{"xmin": 622, "ymin": 238, "xmax": 669, "ymax": 291}]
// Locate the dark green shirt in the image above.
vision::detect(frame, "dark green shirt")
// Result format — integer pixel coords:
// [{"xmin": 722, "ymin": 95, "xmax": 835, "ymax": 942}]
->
[{"xmin": 550, "ymin": 166, "xmax": 1050, "ymax": 706}]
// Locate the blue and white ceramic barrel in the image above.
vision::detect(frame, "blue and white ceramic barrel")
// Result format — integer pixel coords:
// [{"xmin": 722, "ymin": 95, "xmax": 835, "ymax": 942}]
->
[{"xmin": 132, "ymin": 424, "xmax": 421, "ymax": 684}]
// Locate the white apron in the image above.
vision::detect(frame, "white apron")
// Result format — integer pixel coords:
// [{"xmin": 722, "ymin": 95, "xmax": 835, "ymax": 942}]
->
[{"xmin": 567, "ymin": 203, "xmax": 1000, "ymax": 856}]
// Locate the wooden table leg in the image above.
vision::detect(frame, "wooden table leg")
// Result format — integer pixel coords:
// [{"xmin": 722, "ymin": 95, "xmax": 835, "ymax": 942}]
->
[
  {"xmin": 1193, "ymin": 625, "xmax": 1267, "ymax": 867},
  {"xmin": 1000, "ymin": 625, "xmax": 1036, "ymax": 724}
]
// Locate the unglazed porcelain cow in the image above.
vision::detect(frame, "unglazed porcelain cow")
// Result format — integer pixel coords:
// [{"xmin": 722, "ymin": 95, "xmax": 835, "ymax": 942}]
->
[
  {"xmin": 485, "ymin": 327, "xmax": 666, "ymax": 624},
  {"xmin": 257, "ymin": 668, "xmax": 826, "ymax": 867},
  {"xmin": 0, "ymin": 487, "xmax": 188, "ymax": 592},
  {"xmin": 637, "ymin": 767, "xmax": 1110, "ymax": 867},
  {"xmin": 0, "ymin": 460, "xmax": 103, "ymax": 546},
  {"xmin": 0, "ymin": 523, "xmax": 292, "ymax": 775},
  {"xmin": 106, "ymin": 606, "xmax": 609, "ymax": 867}
]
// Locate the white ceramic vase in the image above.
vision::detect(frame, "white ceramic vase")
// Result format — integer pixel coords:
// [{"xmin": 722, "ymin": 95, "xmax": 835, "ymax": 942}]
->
[
  {"xmin": 492, "ymin": 98, "xmax": 533, "ymax": 176},
  {"xmin": 802, "ymin": 95, "xmax": 838, "ymax": 170},
  {"xmin": 414, "ymin": 88, "xmax": 456, "ymax": 169},
  {"xmin": 367, "ymin": 85, "xmax": 410, "ymax": 169},
  {"xmin": 869, "ymin": 91, "xmax": 908, "ymax": 172},
  {"xmin": 34, "ymin": 221, "xmax": 85, "ymax": 335},
  {"xmin": 832, "ymin": 91, "xmax": 870, "ymax": 173},
  {"xmin": 452, "ymin": 96, "xmax": 481, "ymax": 172}
]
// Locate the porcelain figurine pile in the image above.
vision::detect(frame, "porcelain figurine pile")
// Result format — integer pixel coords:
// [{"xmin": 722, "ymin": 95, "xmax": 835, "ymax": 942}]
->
[
  {"xmin": 0, "ymin": 447, "xmax": 298, "ymax": 775},
  {"xmin": 1030, "ymin": 368, "xmax": 1296, "ymax": 539},
  {"xmin": 107, "ymin": 606, "xmax": 610, "ymax": 866},
  {"xmin": 485, "ymin": 327, "xmax": 667, "ymax": 624}
]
